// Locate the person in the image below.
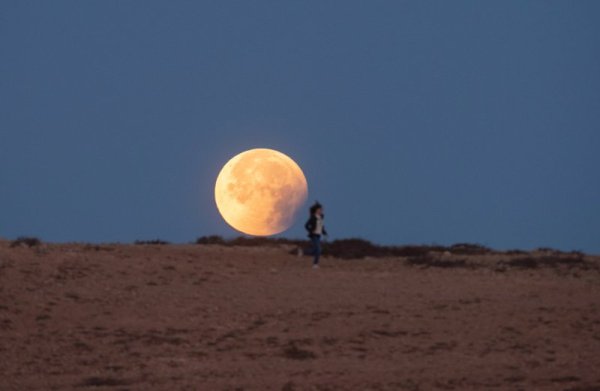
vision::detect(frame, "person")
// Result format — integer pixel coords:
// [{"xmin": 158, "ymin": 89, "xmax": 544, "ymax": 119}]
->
[{"xmin": 304, "ymin": 201, "xmax": 328, "ymax": 268}]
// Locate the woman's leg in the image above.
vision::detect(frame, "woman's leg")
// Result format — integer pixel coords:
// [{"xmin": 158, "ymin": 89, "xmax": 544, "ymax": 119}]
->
[{"xmin": 312, "ymin": 235, "xmax": 321, "ymax": 265}]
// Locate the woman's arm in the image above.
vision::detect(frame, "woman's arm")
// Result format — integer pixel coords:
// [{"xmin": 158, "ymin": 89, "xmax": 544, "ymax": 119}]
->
[{"xmin": 305, "ymin": 216, "xmax": 316, "ymax": 233}]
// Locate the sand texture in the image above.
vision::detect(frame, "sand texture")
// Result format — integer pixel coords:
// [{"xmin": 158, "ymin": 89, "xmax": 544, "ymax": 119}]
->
[{"xmin": 1, "ymin": 240, "xmax": 599, "ymax": 390}]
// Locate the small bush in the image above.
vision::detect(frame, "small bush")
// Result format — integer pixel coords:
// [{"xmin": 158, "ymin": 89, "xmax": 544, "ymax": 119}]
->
[
  {"xmin": 10, "ymin": 236, "xmax": 41, "ymax": 248},
  {"xmin": 502, "ymin": 255, "xmax": 586, "ymax": 269},
  {"xmin": 323, "ymin": 238, "xmax": 385, "ymax": 259},
  {"xmin": 193, "ymin": 236, "xmax": 502, "ymax": 260},
  {"xmin": 229, "ymin": 236, "xmax": 291, "ymax": 247},
  {"xmin": 540, "ymin": 255, "xmax": 585, "ymax": 267},
  {"xmin": 193, "ymin": 235, "xmax": 592, "ymax": 263},
  {"xmin": 505, "ymin": 257, "xmax": 539, "ymax": 268},
  {"xmin": 134, "ymin": 239, "xmax": 170, "ymax": 245},
  {"xmin": 449, "ymin": 243, "xmax": 491, "ymax": 255},
  {"xmin": 195, "ymin": 235, "xmax": 304, "ymax": 247},
  {"xmin": 196, "ymin": 235, "xmax": 226, "ymax": 245},
  {"xmin": 504, "ymin": 249, "xmax": 527, "ymax": 255},
  {"xmin": 536, "ymin": 247, "xmax": 562, "ymax": 254},
  {"xmin": 323, "ymin": 239, "xmax": 449, "ymax": 259}
]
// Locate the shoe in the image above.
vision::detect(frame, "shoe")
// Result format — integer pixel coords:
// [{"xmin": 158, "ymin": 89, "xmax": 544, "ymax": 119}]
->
[
  {"xmin": 312, "ymin": 264, "xmax": 319, "ymax": 269},
  {"xmin": 296, "ymin": 247, "xmax": 303, "ymax": 257}
]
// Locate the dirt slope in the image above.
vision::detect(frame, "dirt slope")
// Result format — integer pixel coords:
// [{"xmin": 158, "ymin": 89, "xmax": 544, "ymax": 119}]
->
[{"xmin": 1, "ymin": 241, "xmax": 599, "ymax": 390}]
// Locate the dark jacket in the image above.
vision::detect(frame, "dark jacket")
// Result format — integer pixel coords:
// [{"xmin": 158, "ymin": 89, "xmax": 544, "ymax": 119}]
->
[{"xmin": 305, "ymin": 214, "xmax": 327, "ymax": 238}]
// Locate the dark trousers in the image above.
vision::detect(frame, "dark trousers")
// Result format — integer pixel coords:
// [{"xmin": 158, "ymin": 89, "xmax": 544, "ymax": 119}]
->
[{"xmin": 307, "ymin": 235, "xmax": 321, "ymax": 265}]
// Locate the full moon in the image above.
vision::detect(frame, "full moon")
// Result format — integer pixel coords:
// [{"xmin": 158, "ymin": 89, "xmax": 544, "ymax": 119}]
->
[{"xmin": 214, "ymin": 148, "xmax": 308, "ymax": 236}]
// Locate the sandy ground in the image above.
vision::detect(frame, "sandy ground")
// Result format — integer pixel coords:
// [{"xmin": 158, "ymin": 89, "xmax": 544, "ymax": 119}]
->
[{"xmin": 0, "ymin": 240, "xmax": 599, "ymax": 391}]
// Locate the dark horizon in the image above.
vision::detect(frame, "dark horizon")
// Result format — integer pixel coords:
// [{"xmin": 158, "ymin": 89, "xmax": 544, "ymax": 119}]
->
[{"xmin": 5, "ymin": 234, "xmax": 597, "ymax": 256}]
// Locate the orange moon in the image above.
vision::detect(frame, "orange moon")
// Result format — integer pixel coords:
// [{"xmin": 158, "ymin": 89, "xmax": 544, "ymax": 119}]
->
[{"xmin": 214, "ymin": 148, "xmax": 308, "ymax": 236}]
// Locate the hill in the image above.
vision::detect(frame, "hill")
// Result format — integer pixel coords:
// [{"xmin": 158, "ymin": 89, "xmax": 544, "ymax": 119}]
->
[{"xmin": 1, "ymin": 239, "xmax": 599, "ymax": 390}]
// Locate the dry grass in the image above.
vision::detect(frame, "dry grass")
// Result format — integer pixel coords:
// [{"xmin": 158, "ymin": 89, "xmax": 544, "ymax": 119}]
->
[{"xmin": 405, "ymin": 256, "xmax": 473, "ymax": 269}]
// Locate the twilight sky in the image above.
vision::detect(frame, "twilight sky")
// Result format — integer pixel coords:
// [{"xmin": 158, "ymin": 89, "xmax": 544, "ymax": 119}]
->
[{"xmin": 1, "ymin": 1, "xmax": 599, "ymax": 252}]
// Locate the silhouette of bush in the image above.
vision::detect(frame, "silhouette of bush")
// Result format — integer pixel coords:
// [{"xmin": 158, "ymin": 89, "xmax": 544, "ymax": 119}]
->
[
  {"xmin": 10, "ymin": 236, "xmax": 41, "ymax": 248},
  {"xmin": 196, "ymin": 235, "xmax": 227, "ymax": 245},
  {"xmin": 504, "ymin": 249, "xmax": 527, "ymax": 255},
  {"xmin": 134, "ymin": 239, "xmax": 170, "ymax": 245},
  {"xmin": 323, "ymin": 238, "xmax": 386, "ymax": 259},
  {"xmin": 449, "ymin": 243, "xmax": 491, "ymax": 255},
  {"xmin": 537, "ymin": 255, "xmax": 585, "ymax": 268},
  {"xmin": 502, "ymin": 255, "xmax": 586, "ymax": 269},
  {"xmin": 195, "ymin": 235, "xmax": 594, "ymax": 264},
  {"xmin": 194, "ymin": 235, "xmax": 501, "ymax": 260},
  {"xmin": 320, "ymin": 239, "xmax": 452, "ymax": 259},
  {"xmin": 323, "ymin": 240, "xmax": 467, "ymax": 259},
  {"xmin": 536, "ymin": 247, "xmax": 560, "ymax": 253},
  {"xmin": 196, "ymin": 235, "xmax": 304, "ymax": 247},
  {"xmin": 228, "ymin": 236, "xmax": 304, "ymax": 247},
  {"xmin": 505, "ymin": 257, "xmax": 539, "ymax": 268}
]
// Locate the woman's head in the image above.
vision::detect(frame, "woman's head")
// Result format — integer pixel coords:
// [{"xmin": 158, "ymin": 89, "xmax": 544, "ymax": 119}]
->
[{"xmin": 310, "ymin": 201, "xmax": 323, "ymax": 216}]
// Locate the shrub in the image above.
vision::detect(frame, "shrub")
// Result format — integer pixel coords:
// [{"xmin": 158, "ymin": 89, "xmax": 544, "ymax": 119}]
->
[
  {"xmin": 195, "ymin": 235, "xmax": 226, "ymax": 245},
  {"xmin": 505, "ymin": 257, "xmax": 539, "ymax": 268},
  {"xmin": 323, "ymin": 238, "xmax": 384, "ymax": 259},
  {"xmin": 321, "ymin": 239, "xmax": 454, "ymax": 259},
  {"xmin": 449, "ymin": 243, "xmax": 491, "ymax": 255},
  {"xmin": 535, "ymin": 247, "xmax": 566, "ymax": 255},
  {"xmin": 502, "ymin": 255, "xmax": 586, "ymax": 269},
  {"xmin": 194, "ymin": 235, "xmax": 499, "ymax": 260},
  {"xmin": 504, "ymin": 249, "xmax": 527, "ymax": 255},
  {"xmin": 196, "ymin": 235, "xmax": 304, "ymax": 247},
  {"xmin": 10, "ymin": 236, "xmax": 41, "ymax": 248},
  {"xmin": 134, "ymin": 239, "xmax": 170, "ymax": 245}
]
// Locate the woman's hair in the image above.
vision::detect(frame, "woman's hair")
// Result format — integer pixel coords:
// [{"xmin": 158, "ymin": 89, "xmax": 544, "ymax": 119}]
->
[{"xmin": 309, "ymin": 201, "xmax": 322, "ymax": 215}]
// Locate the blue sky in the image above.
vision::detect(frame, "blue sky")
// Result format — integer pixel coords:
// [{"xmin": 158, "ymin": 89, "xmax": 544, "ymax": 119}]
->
[{"xmin": 1, "ymin": 1, "xmax": 599, "ymax": 252}]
